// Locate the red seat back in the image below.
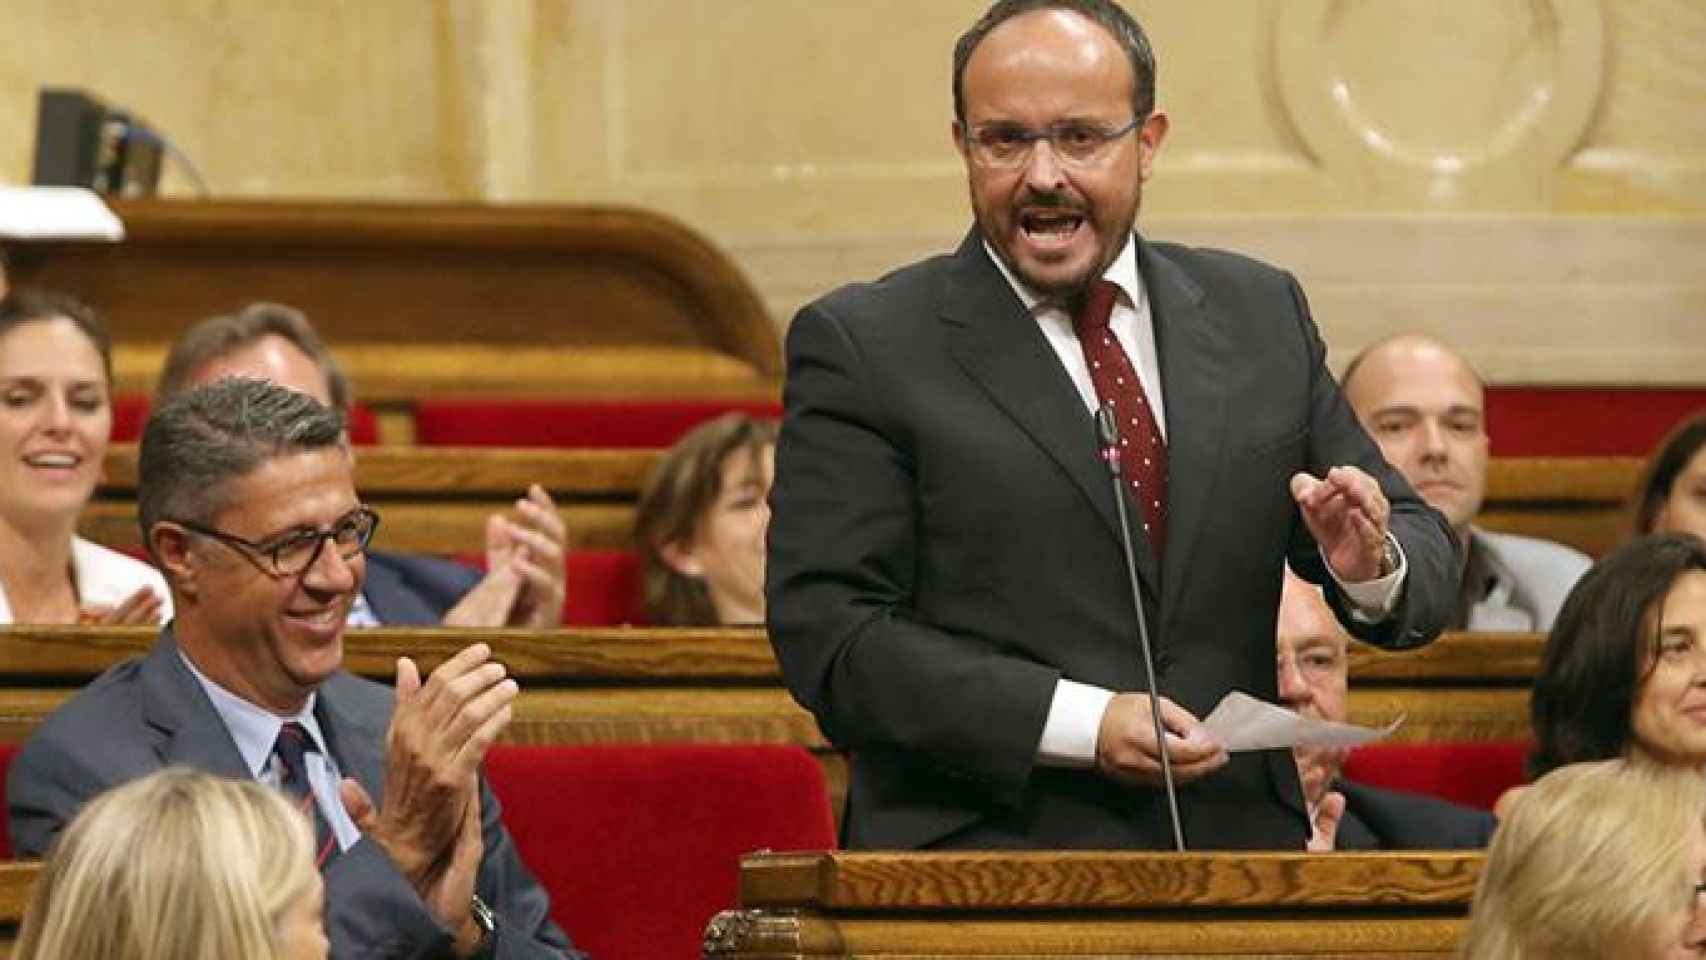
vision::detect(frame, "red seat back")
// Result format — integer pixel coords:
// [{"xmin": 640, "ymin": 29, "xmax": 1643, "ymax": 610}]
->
[
  {"xmin": 111, "ymin": 394, "xmax": 381, "ymax": 445},
  {"xmin": 1342, "ymin": 740, "xmax": 1529, "ymax": 811},
  {"xmin": 413, "ymin": 398, "xmax": 782, "ymax": 448},
  {"xmin": 1485, "ymin": 388, "xmax": 1706, "ymax": 457},
  {"xmin": 483, "ymin": 744, "xmax": 835, "ymax": 960},
  {"xmin": 456, "ymin": 549, "xmax": 644, "ymax": 626}
]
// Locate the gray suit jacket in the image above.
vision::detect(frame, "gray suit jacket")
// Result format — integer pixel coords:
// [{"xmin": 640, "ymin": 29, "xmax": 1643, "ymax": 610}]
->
[
  {"xmin": 6, "ymin": 628, "xmax": 582, "ymax": 959},
  {"xmin": 1462, "ymin": 527, "xmax": 1592, "ymax": 632}
]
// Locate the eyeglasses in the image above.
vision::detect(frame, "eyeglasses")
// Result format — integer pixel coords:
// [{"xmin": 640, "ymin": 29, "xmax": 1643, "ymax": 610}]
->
[
  {"xmin": 965, "ymin": 117, "xmax": 1142, "ymax": 170},
  {"xmin": 174, "ymin": 507, "xmax": 379, "ymax": 577}
]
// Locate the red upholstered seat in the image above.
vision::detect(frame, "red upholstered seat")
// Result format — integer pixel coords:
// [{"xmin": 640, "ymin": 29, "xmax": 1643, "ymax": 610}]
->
[
  {"xmin": 412, "ymin": 398, "xmax": 782, "ymax": 448},
  {"xmin": 1341, "ymin": 740, "xmax": 1529, "ymax": 812},
  {"xmin": 455, "ymin": 549, "xmax": 644, "ymax": 626},
  {"xmin": 484, "ymin": 743, "xmax": 835, "ymax": 960},
  {"xmin": 110, "ymin": 394, "xmax": 382, "ymax": 445},
  {"xmin": 1485, "ymin": 388, "xmax": 1706, "ymax": 457}
]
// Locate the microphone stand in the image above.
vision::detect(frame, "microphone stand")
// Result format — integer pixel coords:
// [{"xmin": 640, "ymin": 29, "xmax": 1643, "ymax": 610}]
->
[{"xmin": 1095, "ymin": 404, "xmax": 1186, "ymax": 852}]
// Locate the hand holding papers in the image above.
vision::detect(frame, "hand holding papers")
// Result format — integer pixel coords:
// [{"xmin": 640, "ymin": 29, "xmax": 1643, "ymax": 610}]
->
[{"xmin": 1202, "ymin": 690, "xmax": 1401, "ymax": 753}]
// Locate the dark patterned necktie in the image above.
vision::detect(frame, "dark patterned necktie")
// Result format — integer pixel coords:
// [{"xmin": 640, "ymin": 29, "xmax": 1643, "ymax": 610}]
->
[
  {"xmin": 1074, "ymin": 278, "xmax": 1169, "ymax": 559},
  {"xmin": 273, "ymin": 721, "xmax": 340, "ymax": 869}
]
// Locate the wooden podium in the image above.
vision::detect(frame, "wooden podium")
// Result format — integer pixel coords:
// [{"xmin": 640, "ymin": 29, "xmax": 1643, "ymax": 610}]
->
[{"xmin": 704, "ymin": 851, "xmax": 1480, "ymax": 958}]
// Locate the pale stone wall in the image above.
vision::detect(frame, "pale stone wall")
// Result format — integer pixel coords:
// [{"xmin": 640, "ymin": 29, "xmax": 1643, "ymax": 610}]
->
[{"xmin": 4, "ymin": 0, "xmax": 1703, "ymax": 382}]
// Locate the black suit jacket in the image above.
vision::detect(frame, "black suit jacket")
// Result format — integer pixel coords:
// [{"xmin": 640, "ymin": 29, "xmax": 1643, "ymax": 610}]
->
[
  {"xmin": 363, "ymin": 550, "xmax": 483, "ymax": 626},
  {"xmin": 767, "ymin": 230, "xmax": 1459, "ymax": 851},
  {"xmin": 6, "ymin": 629, "xmax": 582, "ymax": 959},
  {"xmin": 1334, "ymin": 780, "xmax": 1496, "ymax": 850}
]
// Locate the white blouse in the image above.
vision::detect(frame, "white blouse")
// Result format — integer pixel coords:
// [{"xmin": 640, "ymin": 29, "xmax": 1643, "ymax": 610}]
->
[{"xmin": 0, "ymin": 537, "xmax": 173, "ymax": 624}]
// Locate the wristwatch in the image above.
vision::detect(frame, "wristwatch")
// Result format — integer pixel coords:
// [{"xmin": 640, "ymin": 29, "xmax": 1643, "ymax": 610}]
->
[
  {"xmin": 1378, "ymin": 535, "xmax": 1401, "ymax": 578},
  {"xmin": 468, "ymin": 894, "xmax": 498, "ymax": 958}
]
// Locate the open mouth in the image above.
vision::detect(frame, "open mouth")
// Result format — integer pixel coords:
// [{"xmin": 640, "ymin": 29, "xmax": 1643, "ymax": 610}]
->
[
  {"xmin": 23, "ymin": 452, "xmax": 82, "ymax": 469},
  {"xmin": 1019, "ymin": 210, "xmax": 1086, "ymax": 248},
  {"xmin": 285, "ymin": 607, "xmax": 344, "ymax": 632}
]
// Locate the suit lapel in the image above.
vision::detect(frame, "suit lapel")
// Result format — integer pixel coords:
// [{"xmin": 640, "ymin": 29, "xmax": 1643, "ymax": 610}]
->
[
  {"xmin": 1142, "ymin": 239, "xmax": 1231, "ymax": 628},
  {"xmin": 140, "ymin": 627, "xmax": 255, "ymax": 779},
  {"xmin": 941, "ymin": 232, "xmax": 1162, "ymax": 596},
  {"xmin": 315, "ymin": 674, "xmax": 388, "ymax": 802}
]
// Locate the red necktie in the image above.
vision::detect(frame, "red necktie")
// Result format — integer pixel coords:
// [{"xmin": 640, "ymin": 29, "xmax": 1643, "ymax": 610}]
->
[{"xmin": 1074, "ymin": 279, "xmax": 1169, "ymax": 558}]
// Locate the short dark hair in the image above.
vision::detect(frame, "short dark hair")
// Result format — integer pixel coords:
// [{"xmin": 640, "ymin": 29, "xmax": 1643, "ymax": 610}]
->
[
  {"xmin": 634, "ymin": 413, "xmax": 779, "ymax": 626},
  {"xmin": 138, "ymin": 378, "xmax": 347, "ymax": 556},
  {"xmin": 953, "ymin": 0, "xmax": 1157, "ymax": 123},
  {"xmin": 155, "ymin": 302, "xmax": 351, "ymax": 414},
  {"xmin": 1631, "ymin": 412, "xmax": 1706, "ymax": 538},
  {"xmin": 0, "ymin": 287, "xmax": 113, "ymax": 386},
  {"xmin": 1529, "ymin": 533, "xmax": 1706, "ymax": 778}
]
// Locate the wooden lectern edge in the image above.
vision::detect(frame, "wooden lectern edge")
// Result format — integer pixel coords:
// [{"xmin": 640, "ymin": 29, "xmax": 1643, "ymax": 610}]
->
[
  {"xmin": 0, "ymin": 861, "xmax": 38, "ymax": 923},
  {"xmin": 737, "ymin": 850, "xmax": 1483, "ymax": 911}
]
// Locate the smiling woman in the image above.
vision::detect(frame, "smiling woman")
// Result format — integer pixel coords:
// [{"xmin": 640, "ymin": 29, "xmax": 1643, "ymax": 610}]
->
[{"xmin": 0, "ymin": 289, "xmax": 169, "ymax": 625}]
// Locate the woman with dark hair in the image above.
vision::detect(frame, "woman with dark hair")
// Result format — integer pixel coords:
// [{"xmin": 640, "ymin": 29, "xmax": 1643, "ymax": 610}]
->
[
  {"xmin": 1633, "ymin": 413, "xmax": 1706, "ymax": 541},
  {"xmin": 0, "ymin": 288, "xmax": 167, "ymax": 624},
  {"xmin": 1527, "ymin": 533, "xmax": 1706, "ymax": 781},
  {"xmin": 633, "ymin": 413, "xmax": 779, "ymax": 625}
]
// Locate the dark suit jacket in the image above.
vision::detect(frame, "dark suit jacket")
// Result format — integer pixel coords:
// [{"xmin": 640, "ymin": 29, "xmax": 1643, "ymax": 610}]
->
[
  {"xmin": 1334, "ymin": 780, "xmax": 1497, "ymax": 850},
  {"xmin": 767, "ymin": 230, "xmax": 1459, "ymax": 851},
  {"xmin": 363, "ymin": 550, "xmax": 484, "ymax": 626},
  {"xmin": 6, "ymin": 628, "xmax": 582, "ymax": 959}
]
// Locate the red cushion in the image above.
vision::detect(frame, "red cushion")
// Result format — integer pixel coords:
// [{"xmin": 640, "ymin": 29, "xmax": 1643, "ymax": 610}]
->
[
  {"xmin": 110, "ymin": 394, "xmax": 381, "ymax": 445},
  {"xmin": 1341, "ymin": 741, "xmax": 1529, "ymax": 812},
  {"xmin": 1485, "ymin": 388, "xmax": 1706, "ymax": 457},
  {"xmin": 455, "ymin": 549, "xmax": 643, "ymax": 626},
  {"xmin": 413, "ymin": 398, "xmax": 782, "ymax": 448},
  {"xmin": 484, "ymin": 744, "xmax": 835, "ymax": 960}
]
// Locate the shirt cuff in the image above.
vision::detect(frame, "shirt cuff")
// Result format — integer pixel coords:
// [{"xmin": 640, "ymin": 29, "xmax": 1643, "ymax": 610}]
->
[
  {"xmin": 1036, "ymin": 680, "xmax": 1116, "ymax": 768},
  {"xmin": 1323, "ymin": 533, "xmax": 1407, "ymax": 623}
]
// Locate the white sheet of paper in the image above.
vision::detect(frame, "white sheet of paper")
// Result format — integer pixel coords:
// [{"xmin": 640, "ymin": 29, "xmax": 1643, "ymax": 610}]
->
[
  {"xmin": 0, "ymin": 186, "xmax": 124, "ymax": 241},
  {"xmin": 1201, "ymin": 690, "xmax": 1401, "ymax": 753}
]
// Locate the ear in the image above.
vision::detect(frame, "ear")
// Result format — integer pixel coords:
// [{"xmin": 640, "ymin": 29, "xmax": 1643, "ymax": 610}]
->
[
  {"xmin": 1137, "ymin": 109, "xmax": 1169, "ymax": 181},
  {"xmin": 951, "ymin": 118, "xmax": 969, "ymax": 159},
  {"xmin": 658, "ymin": 539, "xmax": 705, "ymax": 578},
  {"xmin": 149, "ymin": 523, "xmax": 198, "ymax": 599}
]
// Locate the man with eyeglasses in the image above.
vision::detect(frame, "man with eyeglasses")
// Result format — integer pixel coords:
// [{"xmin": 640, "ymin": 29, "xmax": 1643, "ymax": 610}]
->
[
  {"xmin": 1277, "ymin": 567, "xmax": 1493, "ymax": 851},
  {"xmin": 7, "ymin": 379, "xmax": 583, "ymax": 958},
  {"xmin": 767, "ymin": 0, "xmax": 1459, "ymax": 851}
]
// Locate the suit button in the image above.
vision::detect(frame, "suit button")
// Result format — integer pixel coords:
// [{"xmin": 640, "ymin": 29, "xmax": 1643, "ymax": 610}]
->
[{"xmin": 1154, "ymin": 652, "xmax": 1174, "ymax": 674}]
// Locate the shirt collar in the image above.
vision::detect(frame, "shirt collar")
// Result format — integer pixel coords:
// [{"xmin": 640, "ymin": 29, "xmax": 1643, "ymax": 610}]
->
[
  {"xmin": 982, "ymin": 232, "xmax": 1145, "ymax": 316},
  {"xmin": 178, "ymin": 651, "xmax": 326, "ymax": 778}
]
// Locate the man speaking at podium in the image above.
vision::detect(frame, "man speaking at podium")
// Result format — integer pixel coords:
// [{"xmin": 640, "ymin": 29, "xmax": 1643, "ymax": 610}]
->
[{"xmin": 765, "ymin": 0, "xmax": 1459, "ymax": 851}]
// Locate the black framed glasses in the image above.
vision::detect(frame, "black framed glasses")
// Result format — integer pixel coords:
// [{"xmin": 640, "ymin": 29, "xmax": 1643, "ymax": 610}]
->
[
  {"xmin": 966, "ymin": 117, "xmax": 1142, "ymax": 169},
  {"xmin": 174, "ymin": 507, "xmax": 379, "ymax": 577}
]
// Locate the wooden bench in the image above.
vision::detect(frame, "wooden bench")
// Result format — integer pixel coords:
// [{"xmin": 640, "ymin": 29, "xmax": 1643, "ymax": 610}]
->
[
  {"xmin": 4, "ymin": 199, "xmax": 781, "ymax": 443},
  {"xmin": 707, "ymin": 851, "xmax": 1480, "ymax": 958},
  {"xmin": 81, "ymin": 448, "xmax": 1642, "ymax": 558}
]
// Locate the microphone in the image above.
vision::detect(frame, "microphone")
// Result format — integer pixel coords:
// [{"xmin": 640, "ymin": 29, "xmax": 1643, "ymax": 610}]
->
[{"xmin": 1095, "ymin": 403, "xmax": 1186, "ymax": 852}]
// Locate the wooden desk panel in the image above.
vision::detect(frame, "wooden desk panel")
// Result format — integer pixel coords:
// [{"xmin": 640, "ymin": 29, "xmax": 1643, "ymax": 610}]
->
[{"xmin": 709, "ymin": 851, "xmax": 1478, "ymax": 958}]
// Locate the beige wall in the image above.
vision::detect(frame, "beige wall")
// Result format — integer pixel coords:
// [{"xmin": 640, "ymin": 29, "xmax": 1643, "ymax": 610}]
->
[{"xmin": 4, "ymin": 0, "xmax": 1703, "ymax": 382}]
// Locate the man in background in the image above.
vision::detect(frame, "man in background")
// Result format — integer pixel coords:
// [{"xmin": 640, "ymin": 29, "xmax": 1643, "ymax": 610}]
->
[
  {"xmin": 1278, "ymin": 567, "xmax": 1495, "ymax": 850},
  {"xmin": 1343, "ymin": 334, "xmax": 1590, "ymax": 631},
  {"xmin": 157, "ymin": 302, "xmax": 567, "ymax": 628}
]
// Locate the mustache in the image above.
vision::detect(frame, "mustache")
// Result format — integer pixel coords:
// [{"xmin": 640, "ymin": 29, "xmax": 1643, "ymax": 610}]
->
[{"xmin": 1019, "ymin": 190, "xmax": 1087, "ymax": 214}]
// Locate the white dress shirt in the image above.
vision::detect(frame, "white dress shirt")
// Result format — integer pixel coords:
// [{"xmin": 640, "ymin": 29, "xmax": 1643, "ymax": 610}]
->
[{"xmin": 980, "ymin": 237, "xmax": 1405, "ymax": 767}]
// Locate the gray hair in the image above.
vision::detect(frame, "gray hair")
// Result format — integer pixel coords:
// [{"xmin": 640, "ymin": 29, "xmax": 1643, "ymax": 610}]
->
[
  {"xmin": 138, "ymin": 378, "xmax": 347, "ymax": 548},
  {"xmin": 953, "ymin": 0, "xmax": 1157, "ymax": 124},
  {"xmin": 156, "ymin": 302, "xmax": 352, "ymax": 415}
]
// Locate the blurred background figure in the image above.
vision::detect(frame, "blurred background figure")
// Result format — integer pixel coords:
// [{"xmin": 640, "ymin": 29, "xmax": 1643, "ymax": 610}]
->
[
  {"xmin": 1343, "ymin": 333, "xmax": 1589, "ymax": 631},
  {"xmin": 1632, "ymin": 413, "xmax": 1706, "ymax": 543},
  {"xmin": 1502, "ymin": 533, "xmax": 1706, "ymax": 815},
  {"xmin": 0, "ymin": 288, "xmax": 167, "ymax": 625},
  {"xmin": 1459, "ymin": 757, "xmax": 1706, "ymax": 960},
  {"xmin": 634, "ymin": 412, "xmax": 777, "ymax": 625},
  {"xmin": 1277, "ymin": 567, "xmax": 1494, "ymax": 850},
  {"xmin": 15, "ymin": 767, "xmax": 327, "ymax": 960}
]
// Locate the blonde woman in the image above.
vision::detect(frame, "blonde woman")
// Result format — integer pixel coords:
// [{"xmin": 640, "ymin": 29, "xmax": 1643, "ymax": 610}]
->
[
  {"xmin": 15, "ymin": 767, "xmax": 326, "ymax": 960},
  {"xmin": 1461, "ymin": 758, "xmax": 1706, "ymax": 959}
]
